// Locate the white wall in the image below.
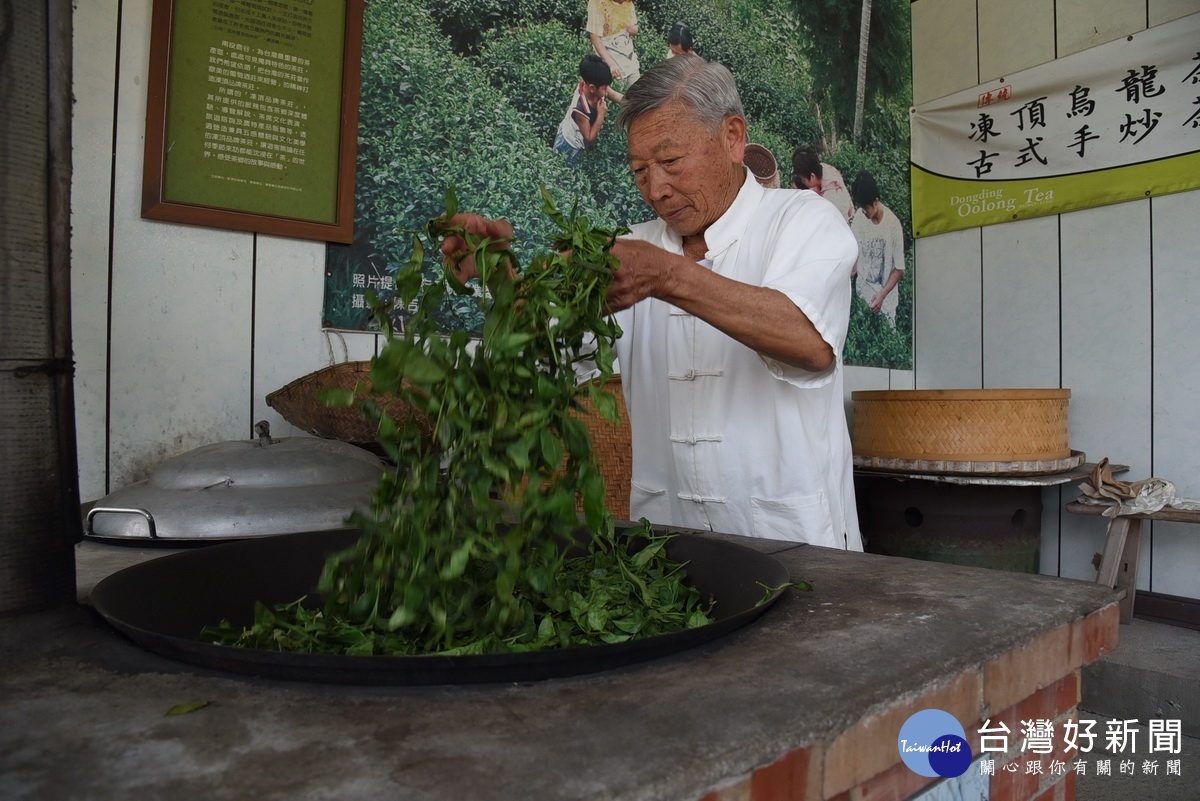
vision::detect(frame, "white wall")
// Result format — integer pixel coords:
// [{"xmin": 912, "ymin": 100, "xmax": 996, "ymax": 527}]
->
[
  {"xmin": 70, "ymin": 0, "xmax": 380, "ymax": 502},
  {"xmin": 911, "ymin": 0, "xmax": 1200, "ymax": 600}
]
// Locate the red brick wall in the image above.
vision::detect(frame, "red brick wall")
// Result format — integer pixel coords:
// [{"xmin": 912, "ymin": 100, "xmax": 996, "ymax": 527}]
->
[{"xmin": 697, "ymin": 602, "xmax": 1119, "ymax": 801}]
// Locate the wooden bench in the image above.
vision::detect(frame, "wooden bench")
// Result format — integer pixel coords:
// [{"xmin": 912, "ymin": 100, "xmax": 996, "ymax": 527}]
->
[{"xmin": 1065, "ymin": 501, "xmax": 1200, "ymax": 623}]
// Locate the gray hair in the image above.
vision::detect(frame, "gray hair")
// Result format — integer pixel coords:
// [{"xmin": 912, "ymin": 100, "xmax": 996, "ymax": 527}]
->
[{"xmin": 616, "ymin": 54, "xmax": 744, "ymax": 134}]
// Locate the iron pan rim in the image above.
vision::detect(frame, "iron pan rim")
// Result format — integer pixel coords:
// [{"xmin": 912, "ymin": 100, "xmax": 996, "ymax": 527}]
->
[
  {"xmin": 90, "ymin": 528, "xmax": 790, "ymax": 685},
  {"xmin": 82, "ymin": 527, "xmax": 349, "ymax": 547}
]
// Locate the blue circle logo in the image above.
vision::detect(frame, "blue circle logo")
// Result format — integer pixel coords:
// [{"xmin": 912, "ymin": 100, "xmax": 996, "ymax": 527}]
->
[{"xmin": 897, "ymin": 709, "xmax": 972, "ymax": 778}]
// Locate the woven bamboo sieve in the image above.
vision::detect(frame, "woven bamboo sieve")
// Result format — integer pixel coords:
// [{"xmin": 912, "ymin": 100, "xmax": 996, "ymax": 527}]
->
[
  {"xmin": 573, "ymin": 376, "xmax": 632, "ymax": 520},
  {"xmin": 266, "ymin": 361, "xmax": 436, "ymax": 452},
  {"xmin": 743, "ymin": 143, "xmax": 780, "ymax": 188},
  {"xmin": 851, "ymin": 389, "xmax": 1071, "ymax": 462}
]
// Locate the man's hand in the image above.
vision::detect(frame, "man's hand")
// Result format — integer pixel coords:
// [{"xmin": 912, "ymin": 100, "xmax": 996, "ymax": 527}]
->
[
  {"xmin": 606, "ymin": 238, "xmax": 672, "ymax": 312},
  {"xmin": 607, "ymin": 238, "xmax": 835, "ymax": 372},
  {"xmin": 439, "ymin": 214, "xmax": 514, "ymax": 284},
  {"xmin": 870, "ymin": 269, "xmax": 902, "ymax": 313}
]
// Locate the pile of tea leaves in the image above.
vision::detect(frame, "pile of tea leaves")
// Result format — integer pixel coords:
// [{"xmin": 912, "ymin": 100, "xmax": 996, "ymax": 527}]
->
[{"xmin": 203, "ymin": 188, "xmax": 713, "ymax": 655}]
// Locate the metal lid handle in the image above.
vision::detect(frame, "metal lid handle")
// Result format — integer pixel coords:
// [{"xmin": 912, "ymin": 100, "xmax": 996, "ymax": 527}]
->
[{"xmin": 85, "ymin": 507, "xmax": 158, "ymax": 539}]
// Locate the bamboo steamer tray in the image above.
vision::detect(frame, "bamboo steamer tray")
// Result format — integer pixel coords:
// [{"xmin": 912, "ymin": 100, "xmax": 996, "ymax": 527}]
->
[
  {"xmin": 852, "ymin": 450, "xmax": 1085, "ymax": 477},
  {"xmin": 851, "ymin": 389, "xmax": 1072, "ymax": 474}
]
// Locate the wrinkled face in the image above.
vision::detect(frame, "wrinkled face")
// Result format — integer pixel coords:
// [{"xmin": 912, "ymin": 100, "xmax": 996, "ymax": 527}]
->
[{"xmin": 626, "ymin": 101, "xmax": 747, "ymax": 240}]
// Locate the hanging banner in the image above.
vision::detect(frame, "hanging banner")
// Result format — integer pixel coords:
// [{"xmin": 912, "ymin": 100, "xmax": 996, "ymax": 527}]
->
[{"xmin": 911, "ymin": 12, "xmax": 1200, "ymax": 238}]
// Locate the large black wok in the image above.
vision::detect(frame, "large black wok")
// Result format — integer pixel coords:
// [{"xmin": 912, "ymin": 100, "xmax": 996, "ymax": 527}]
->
[{"xmin": 90, "ymin": 528, "xmax": 790, "ymax": 685}]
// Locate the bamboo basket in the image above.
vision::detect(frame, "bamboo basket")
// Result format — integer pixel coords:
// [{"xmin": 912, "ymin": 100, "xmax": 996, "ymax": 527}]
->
[
  {"xmin": 266, "ymin": 362, "xmax": 435, "ymax": 452},
  {"xmin": 743, "ymin": 143, "xmax": 780, "ymax": 188},
  {"xmin": 271, "ymin": 364, "xmax": 632, "ymax": 516},
  {"xmin": 573, "ymin": 376, "xmax": 632, "ymax": 520},
  {"xmin": 851, "ymin": 389, "xmax": 1071, "ymax": 464}
]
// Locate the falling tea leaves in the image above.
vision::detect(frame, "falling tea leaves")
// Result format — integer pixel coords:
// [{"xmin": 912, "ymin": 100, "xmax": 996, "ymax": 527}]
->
[{"xmin": 203, "ymin": 188, "xmax": 715, "ymax": 656}]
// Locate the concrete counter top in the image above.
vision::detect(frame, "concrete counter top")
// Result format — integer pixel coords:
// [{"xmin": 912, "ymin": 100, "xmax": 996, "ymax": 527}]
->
[{"xmin": 0, "ymin": 534, "xmax": 1120, "ymax": 801}]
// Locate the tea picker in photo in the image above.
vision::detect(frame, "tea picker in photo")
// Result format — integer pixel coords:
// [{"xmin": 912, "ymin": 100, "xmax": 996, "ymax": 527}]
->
[
  {"xmin": 791, "ymin": 145, "xmax": 853, "ymax": 222},
  {"xmin": 587, "ymin": 0, "xmax": 641, "ymax": 90},
  {"xmin": 553, "ymin": 55, "xmax": 620, "ymax": 161},
  {"xmin": 849, "ymin": 170, "xmax": 906, "ymax": 327},
  {"xmin": 666, "ymin": 22, "xmax": 695, "ymax": 57}
]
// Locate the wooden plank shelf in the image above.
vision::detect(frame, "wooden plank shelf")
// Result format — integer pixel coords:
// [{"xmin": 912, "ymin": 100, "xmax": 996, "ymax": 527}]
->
[{"xmin": 1066, "ymin": 500, "xmax": 1200, "ymax": 623}]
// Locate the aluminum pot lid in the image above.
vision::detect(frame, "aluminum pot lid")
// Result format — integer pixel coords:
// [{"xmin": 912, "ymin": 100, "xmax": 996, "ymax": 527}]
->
[
  {"xmin": 86, "ymin": 422, "xmax": 385, "ymax": 542},
  {"xmin": 146, "ymin": 434, "xmax": 383, "ymax": 489}
]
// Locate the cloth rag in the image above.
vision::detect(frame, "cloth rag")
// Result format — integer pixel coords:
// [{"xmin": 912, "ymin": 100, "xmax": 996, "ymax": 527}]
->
[{"xmin": 1076, "ymin": 457, "xmax": 1200, "ymax": 518}]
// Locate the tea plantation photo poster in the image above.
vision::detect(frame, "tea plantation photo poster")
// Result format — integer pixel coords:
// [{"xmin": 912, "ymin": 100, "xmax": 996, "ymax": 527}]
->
[{"xmin": 323, "ymin": 0, "xmax": 913, "ymax": 369}]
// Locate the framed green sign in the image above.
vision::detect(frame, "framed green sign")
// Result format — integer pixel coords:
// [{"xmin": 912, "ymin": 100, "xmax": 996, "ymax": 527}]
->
[{"xmin": 141, "ymin": 0, "xmax": 363, "ymax": 243}]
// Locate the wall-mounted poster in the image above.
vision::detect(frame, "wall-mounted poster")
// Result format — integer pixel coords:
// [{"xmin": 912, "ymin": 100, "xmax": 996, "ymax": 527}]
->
[
  {"xmin": 142, "ymin": 0, "xmax": 363, "ymax": 243},
  {"xmin": 911, "ymin": 11, "xmax": 1200, "ymax": 238},
  {"xmin": 324, "ymin": 0, "xmax": 913, "ymax": 370}
]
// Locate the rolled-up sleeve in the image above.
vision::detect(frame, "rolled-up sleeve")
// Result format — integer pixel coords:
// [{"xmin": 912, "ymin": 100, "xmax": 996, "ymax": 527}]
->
[{"xmin": 757, "ymin": 198, "xmax": 858, "ymax": 388}]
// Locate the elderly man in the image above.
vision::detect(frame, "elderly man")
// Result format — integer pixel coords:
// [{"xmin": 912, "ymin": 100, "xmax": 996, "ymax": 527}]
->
[{"xmin": 446, "ymin": 56, "xmax": 861, "ymax": 550}]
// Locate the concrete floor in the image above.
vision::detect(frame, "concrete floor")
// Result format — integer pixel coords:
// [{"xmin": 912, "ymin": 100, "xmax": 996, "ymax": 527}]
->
[
  {"xmin": 1074, "ymin": 712, "xmax": 1198, "ymax": 801},
  {"xmin": 1082, "ymin": 618, "xmax": 1200, "ymax": 737},
  {"xmin": 1076, "ymin": 618, "xmax": 1200, "ymax": 801}
]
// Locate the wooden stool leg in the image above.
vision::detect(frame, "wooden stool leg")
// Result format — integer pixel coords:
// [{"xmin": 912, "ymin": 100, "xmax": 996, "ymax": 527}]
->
[
  {"xmin": 1115, "ymin": 518, "xmax": 1143, "ymax": 624},
  {"xmin": 1096, "ymin": 517, "xmax": 1131, "ymax": 588}
]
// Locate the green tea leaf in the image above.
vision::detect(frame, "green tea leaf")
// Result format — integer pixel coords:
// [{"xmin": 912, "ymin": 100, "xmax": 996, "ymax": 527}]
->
[
  {"xmin": 398, "ymin": 348, "xmax": 447, "ymax": 385},
  {"xmin": 539, "ymin": 427, "xmax": 563, "ymax": 469},
  {"xmin": 318, "ymin": 388, "xmax": 356, "ymax": 407}
]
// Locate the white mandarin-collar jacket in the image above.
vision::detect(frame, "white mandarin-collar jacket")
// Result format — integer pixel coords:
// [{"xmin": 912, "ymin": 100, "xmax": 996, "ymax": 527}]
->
[{"xmin": 612, "ymin": 169, "xmax": 863, "ymax": 549}]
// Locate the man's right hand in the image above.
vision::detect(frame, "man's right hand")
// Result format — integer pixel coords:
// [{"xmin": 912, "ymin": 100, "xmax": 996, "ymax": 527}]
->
[{"xmin": 605, "ymin": 237, "xmax": 673, "ymax": 313}]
